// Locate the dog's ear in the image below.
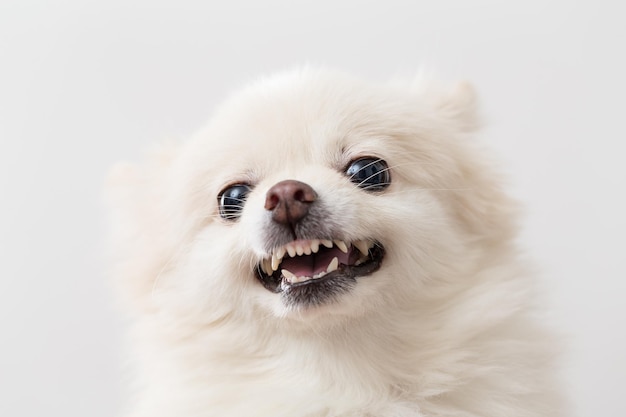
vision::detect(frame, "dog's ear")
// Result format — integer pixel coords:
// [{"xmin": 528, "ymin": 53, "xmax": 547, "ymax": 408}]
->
[
  {"xmin": 104, "ymin": 142, "xmax": 180, "ymax": 311},
  {"xmin": 437, "ymin": 81, "xmax": 481, "ymax": 133}
]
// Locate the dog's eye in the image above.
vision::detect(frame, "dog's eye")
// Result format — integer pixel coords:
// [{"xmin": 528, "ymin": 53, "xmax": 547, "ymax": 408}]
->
[
  {"xmin": 218, "ymin": 184, "xmax": 252, "ymax": 220},
  {"xmin": 346, "ymin": 157, "xmax": 391, "ymax": 191}
]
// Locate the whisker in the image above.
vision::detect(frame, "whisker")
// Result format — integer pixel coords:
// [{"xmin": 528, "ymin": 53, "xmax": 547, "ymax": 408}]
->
[
  {"xmin": 362, "ymin": 186, "xmax": 472, "ymax": 194},
  {"xmin": 218, "ymin": 197, "xmax": 247, "ymax": 203},
  {"xmin": 356, "ymin": 165, "xmax": 393, "ymax": 189},
  {"xmin": 360, "ymin": 182, "xmax": 393, "ymax": 191}
]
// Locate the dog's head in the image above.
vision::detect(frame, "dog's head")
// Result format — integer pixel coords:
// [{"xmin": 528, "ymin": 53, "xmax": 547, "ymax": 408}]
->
[{"xmin": 107, "ymin": 69, "xmax": 516, "ymax": 325}]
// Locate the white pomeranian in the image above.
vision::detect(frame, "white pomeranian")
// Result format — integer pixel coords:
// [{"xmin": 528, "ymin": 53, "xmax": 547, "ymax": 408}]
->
[{"xmin": 106, "ymin": 68, "xmax": 564, "ymax": 417}]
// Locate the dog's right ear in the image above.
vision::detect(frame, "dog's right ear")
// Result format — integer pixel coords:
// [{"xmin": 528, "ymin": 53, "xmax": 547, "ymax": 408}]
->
[
  {"xmin": 436, "ymin": 81, "xmax": 481, "ymax": 133},
  {"xmin": 409, "ymin": 73, "xmax": 481, "ymax": 133},
  {"xmin": 104, "ymin": 142, "xmax": 180, "ymax": 312}
]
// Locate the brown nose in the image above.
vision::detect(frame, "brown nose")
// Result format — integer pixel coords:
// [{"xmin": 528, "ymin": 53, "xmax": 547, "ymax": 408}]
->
[{"xmin": 264, "ymin": 180, "xmax": 317, "ymax": 225}]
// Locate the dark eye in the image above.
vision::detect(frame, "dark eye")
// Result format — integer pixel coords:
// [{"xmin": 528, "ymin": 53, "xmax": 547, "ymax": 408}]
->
[
  {"xmin": 346, "ymin": 157, "xmax": 391, "ymax": 191},
  {"xmin": 218, "ymin": 184, "xmax": 252, "ymax": 220}
]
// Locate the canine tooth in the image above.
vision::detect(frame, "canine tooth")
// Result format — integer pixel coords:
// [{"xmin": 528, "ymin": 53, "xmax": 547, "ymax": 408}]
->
[
  {"xmin": 286, "ymin": 243, "xmax": 296, "ymax": 258},
  {"xmin": 276, "ymin": 246, "xmax": 286, "ymax": 261},
  {"xmin": 321, "ymin": 239, "xmax": 333, "ymax": 249},
  {"xmin": 354, "ymin": 240, "xmax": 370, "ymax": 256},
  {"xmin": 311, "ymin": 239, "xmax": 320, "ymax": 253},
  {"xmin": 334, "ymin": 240, "xmax": 348, "ymax": 253},
  {"xmin": 271, "ymin": 255, "xmax": 281, "ymax": 271},
  {"xmin": 327, "ymin": 257, "xmax": 339, "ymax": 273},
  {"xmin": 282, "ymin": 269, "xmax": 295, "ymax": 282}
]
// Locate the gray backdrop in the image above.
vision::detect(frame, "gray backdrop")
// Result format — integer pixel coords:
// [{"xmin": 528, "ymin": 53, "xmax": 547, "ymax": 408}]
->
[{"xmin": 1, "ymin": 1, "xmax": 624, "ymax": 416}]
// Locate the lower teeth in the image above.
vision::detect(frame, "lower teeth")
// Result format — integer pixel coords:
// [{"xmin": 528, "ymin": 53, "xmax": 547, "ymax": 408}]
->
[{"xmin": 282, "ymin": 269, "xmax": 330, "ymax": 284}]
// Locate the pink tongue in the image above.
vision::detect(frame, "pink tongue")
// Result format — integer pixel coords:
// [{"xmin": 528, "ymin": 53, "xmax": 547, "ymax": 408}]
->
[{"xmin": 280, "ymin": 247, "xmax": 352, "ymax": 277}]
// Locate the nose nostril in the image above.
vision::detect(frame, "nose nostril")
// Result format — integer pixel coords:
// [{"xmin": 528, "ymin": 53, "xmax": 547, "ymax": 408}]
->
[
  {"xmin": 265, "ymin": 193, "xmax": 280, "ymax": 211},
  {"xmin": 293, "ymin": 189, "xmax": 305, "ymax": 202}
]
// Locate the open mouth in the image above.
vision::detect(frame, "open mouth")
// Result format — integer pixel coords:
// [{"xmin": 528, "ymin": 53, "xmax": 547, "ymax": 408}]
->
[{"xmin": 255, "ymin": 238, "xmax": 385, "ymax": 305}]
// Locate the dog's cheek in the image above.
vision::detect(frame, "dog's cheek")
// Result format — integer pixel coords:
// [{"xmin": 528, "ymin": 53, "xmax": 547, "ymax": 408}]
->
[
  {"xmin": 372, "ymin": 188, "xmax": 469, "ymax": 295},
  {"xmin": 152, "ymin": 225, "xmax": 260, "ymax": 321},
  {"xmin": 444, "ymin": 154, "xmax": 519, "ymax": 247}
]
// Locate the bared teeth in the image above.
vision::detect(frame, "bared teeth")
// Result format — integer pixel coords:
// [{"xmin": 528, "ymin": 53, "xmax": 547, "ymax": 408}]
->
[
  {"xmin": 354, "ymin": 240, "xmax": 370, "ymax": 256},
  {"xmin": 283, "ymin": 269, "xmax": 312, "ymax": 284},
  {"xmin": 283, "ymin": 269, "xmax": 311, "ymax": 284},
  {"xmin": 334, "ymin": 240, "xmax": 348, "ymax": 253},
  {"xmin": 271, "ymin": 254, "xmax": 281, "ymax": 271},
  {"xmin": 276, "ymin": 246, "xmax": 286, "ymax": 261},
  {"xmin": 313, "ymin": 271, "xmax": 325, "ymax": 279},
  {"xmin": 264, "ymin": 239, "xmax": 373, "ymax": 276},
  {"xmin": 327, "ymin": 257, "xmax": 339, "ymax": 273},
  {"xmin": 282, "ymin": 269, "xmax": 295, "ymax": 282}
]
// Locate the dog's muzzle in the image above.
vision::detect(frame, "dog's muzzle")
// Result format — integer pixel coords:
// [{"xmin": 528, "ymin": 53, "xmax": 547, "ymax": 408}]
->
[{"xmin": 255, "ymin": 180, "xmax": 385, "ymax": 308}]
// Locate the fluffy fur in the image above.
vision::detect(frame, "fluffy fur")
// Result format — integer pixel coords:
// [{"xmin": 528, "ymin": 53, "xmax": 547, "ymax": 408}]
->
[{"xmin": 106, "ymin": 68, "xmax": 563, "ymax": 417}]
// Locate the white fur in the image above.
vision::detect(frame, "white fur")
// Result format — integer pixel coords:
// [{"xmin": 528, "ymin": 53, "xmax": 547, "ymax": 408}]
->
[{"xmin": 106, "ymin": 68, "xmax": 564, "ymax": 416}]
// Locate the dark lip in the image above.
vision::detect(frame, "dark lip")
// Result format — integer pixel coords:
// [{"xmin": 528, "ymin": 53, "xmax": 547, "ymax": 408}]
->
[{"xmin": 255, "ymin": 242, "xmax": 385, "ymax": 304}]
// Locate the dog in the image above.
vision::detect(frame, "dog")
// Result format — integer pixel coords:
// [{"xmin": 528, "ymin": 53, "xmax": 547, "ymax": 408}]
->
[{"xmin": 106, "ymin": 68, "xmax": 564, "ymax": 416}]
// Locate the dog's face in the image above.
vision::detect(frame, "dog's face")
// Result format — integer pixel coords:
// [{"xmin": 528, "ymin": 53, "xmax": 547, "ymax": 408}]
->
[{"xmin": 108, "ymin": 69, "xmax": 515, "ymax": 325}]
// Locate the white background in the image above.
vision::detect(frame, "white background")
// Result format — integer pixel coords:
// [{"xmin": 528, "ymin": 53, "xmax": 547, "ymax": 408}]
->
[{"xmin": 1, "ymin": 1, "xmax": 624, "ymax": 416}]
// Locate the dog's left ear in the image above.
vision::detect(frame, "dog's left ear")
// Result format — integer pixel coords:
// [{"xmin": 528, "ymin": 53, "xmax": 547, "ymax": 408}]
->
[
  {"xmin": 437, "ymin": 81, "xmax": 480, "ymax": 133},
  {"xmin": 104, "ymin": 142, "xmax": 182, "ymax": 311}
]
